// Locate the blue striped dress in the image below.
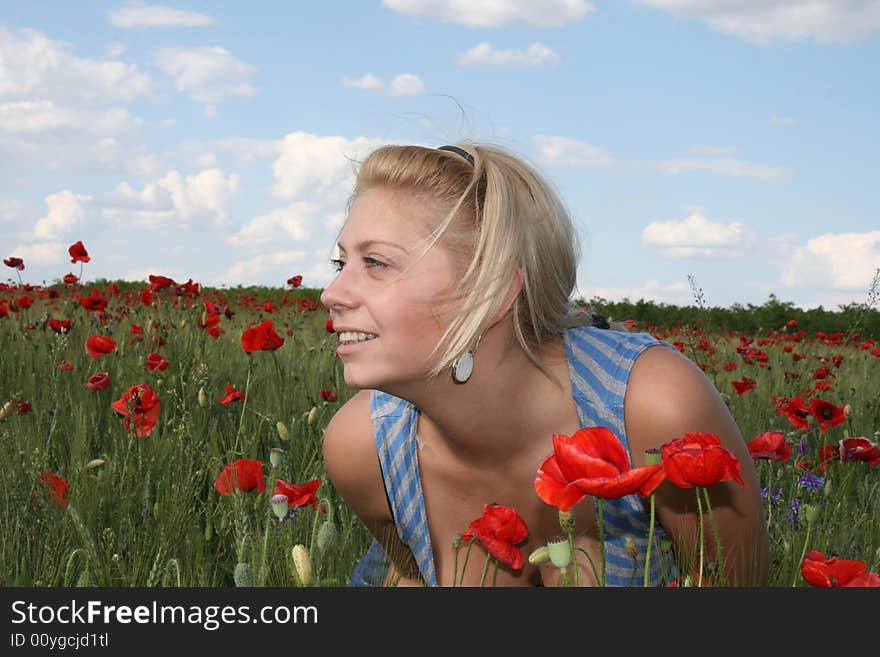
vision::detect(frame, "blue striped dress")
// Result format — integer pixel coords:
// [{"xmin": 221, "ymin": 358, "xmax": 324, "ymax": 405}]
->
[{"xmin": 347, "ymin": 324, "xmax": 681, "ymax": 586}]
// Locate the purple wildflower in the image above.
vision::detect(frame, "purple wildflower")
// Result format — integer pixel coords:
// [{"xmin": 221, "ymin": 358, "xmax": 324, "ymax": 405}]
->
[
  {"xmin": 799, "ymin": 471, "xmax": 825, "ymax": 493},
  {"xmin": 797, "ymin": 435, "xmax": 810, "ymax": 457}
]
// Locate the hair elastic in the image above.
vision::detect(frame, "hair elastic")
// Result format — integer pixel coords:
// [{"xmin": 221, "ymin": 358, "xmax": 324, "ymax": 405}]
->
[{"xmin": 437, "ymin": 145, "xmax": 475, "ymax": 166}]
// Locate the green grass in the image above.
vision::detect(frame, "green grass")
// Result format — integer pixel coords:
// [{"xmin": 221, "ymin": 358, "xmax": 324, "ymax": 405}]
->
[{"xmin": 1, "ymin": 283, "xmax": 878, "ymax": 587}]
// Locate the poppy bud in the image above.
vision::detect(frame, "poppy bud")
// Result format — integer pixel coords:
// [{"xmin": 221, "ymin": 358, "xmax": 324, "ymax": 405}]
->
[
  {"xmin": 269, "ymin": 448, "xmax": 285, "ymax": 469},
  {"xmin": 547, "ymin": 535, "xmax": 571, "ymax": 569},
  {"xmin": 660, "ymin": 538, "xmax": 672, "ymax": 554},
  {"xmin": 271, "ymin": 494, "xmax": 289, "ymax": 521},
  {"xmin": 276, "ymin": 420, "xmax": 290, "ymax": 441},
  {"xmin": 233, "ymin": 562, "xmax": 253, "ymax": 587},
  {"xmin": 625, "ymin": 537, "xmax": 638, "ymax": 561},
  {"xmin": 0, "ymin": 400, "xmax": 12, "ymax": 421},
  {"xmin": 198, "ymin": 387, "xmax": 207, "ymax": 408},
  {"xmin": 823, "ymin": 478, "xmax": 832, "ymax": 497},
  {"xmin": 307, "ymin": 406, "xmax": 318, "ymax": 426},
  {"xmin": 803, "ymin": 503, "xmax": 819, "ymax": 524},
  {"xmin": 292, "ymin": 545, "xmax": 312, "ymax": 586},
  {"xmin": 452, "ymin": 533, "xmax": 462, "ymax": 550},
  {"xmin": 179, "ymin": 319, "xmax": 187, "ymax": 329},
  {"xmin": 155, "ymin": 379, "xmax": 163, "ymax": 388},
  {"xmin": 204, "ymin": 519, "xmax": 213, "ymax": 542},
  {"xmin": 528, "ymin": 545, "xmax": 551, "ymax": 566},
  {"xmin": 644, "ymin": 448, "xmax": 662, "ymax": 465},
  {"xmin": 842, "ymin": 404, "xmax": 852, "ymax": 418},
  {"xmin": 84, "ymin": 458, "xmax": 105, "ymax": 470},
  {"xmin": 316, "ymin": 520, "xmax": 338, "ymax": 553},
  {"xmin": 558, "ymin": 509, "xmax": 576, "ymax": 533}
]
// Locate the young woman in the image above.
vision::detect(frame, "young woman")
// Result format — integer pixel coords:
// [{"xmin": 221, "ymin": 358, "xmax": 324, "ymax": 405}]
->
[{"xmin": 320, "ymin": 143, "xmax": 769, "ymax": 587}]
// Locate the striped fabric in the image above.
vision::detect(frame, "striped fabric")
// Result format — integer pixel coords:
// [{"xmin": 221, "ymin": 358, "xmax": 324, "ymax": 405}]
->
[{"xmin": 347, "ymin": 324, "xmax": 680, "ymax": 587}]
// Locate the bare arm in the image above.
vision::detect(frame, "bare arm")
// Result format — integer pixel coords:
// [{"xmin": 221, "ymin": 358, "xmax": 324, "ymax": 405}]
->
[
  {"xmin": 321, "ymin": 390, "xmax": 424, "ymax": 586},
  {"xmin": 625, "ymin": 345, "xmax": 770, "ymax": 586}
]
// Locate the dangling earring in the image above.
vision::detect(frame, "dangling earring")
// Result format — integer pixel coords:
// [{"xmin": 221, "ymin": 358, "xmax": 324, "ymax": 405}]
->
[{"xmin": 451, "ymin": 332, "xmax": 485, "ymax": 384}]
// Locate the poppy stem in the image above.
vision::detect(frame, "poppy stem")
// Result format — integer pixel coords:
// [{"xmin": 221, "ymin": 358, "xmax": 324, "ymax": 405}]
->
[
  {"xmin": 567, "ymin": 530, "xmax": 579, "ymax": 586},
  {"xmin": 478, "ymin": 553, "xmax": 491, "ymax": 587},
  {"xmin": 235, "ymin": 358, "xmax": 254, "ymax": 448},
  {"xmin": 644, "ymin": 492, "xmax": 656, "ymax": 587},
  {"xmin": 695, "ymin": 488, "xmax": 705, "ymax": 587},
  {"xmin": 458, "ymin": 540, "xmax": 475, "ymax": 586},
  {"xmin": 574, "ymin": 547, "xmax": 599, "ymax": 585},
  {"xmin": 701, "ymin": 487, "xmax": 726, "ymax": 585},
  {"xmin": 492, "ymin": 559, "xmax": 499, "ymax": 587},
  {"xmin": 597, "ymin": 498, "xmax": 606, "ymax": 587},
  {"xmin": 793, "ymin": 521, "xmax": 812, "ymax": 587},
  {"xmin": 765, "ymin": 463, "xmax": 773, "ymax": 530}
]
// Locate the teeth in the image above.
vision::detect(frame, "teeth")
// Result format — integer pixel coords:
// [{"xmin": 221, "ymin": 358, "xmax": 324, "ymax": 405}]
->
[{"xmin": 338, "ymin": 331, "xmax": 378, "ymax": 344}]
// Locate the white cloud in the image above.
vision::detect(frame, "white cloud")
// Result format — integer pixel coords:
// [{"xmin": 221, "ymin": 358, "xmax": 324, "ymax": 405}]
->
[
  {"xmin": 6, "ymin": 241, "xmax": 66, "ymax": 267},
  {"xmin": 271, "ymin": 131, "xmax": 384, "ymax": 201},
  {"xmin": 0, "ymin": 101, "xmax": 141, "ymax": 134},
  {"xmin": 0, "ymin": 27, "xmax": 153, "ymax": 103},
  {"xmin": 383, "ymin": 0, "xmax": 594, "ymax": 27},
  {"xmin": 217, "ymin": 250, "xmax": 312, "ymax": 286},
  {"xmin": 341, "ymin": 73, "xmax": 425, "ymax": 95},
  {"xmin": 153, "ymin": 45, "xmax": 257, "ymax": 104},
  {"xmin": 389, "ymin": 73, "xmax": 425, "ymax": 96},
  {"xmin": 0, "ymin": 198, "xmax": 36, "ymax": 223},
  {"xmin": 178, "ymin": 137, "xmax": 282, "ymax": 169},
  {"xmin": 341, "ymin": 74, "xmax": 385, "ymax": 91},
  {"xmin": 33, "ymin": 191, "xmax": 92, "ymax": 240},
  {"xmin": 641, "ymin": 212, "xmax": 756, "ymax": 258},
  {"xmin": 534, "ymin": 135, "xmax": 615, "ymax": 166},
  {"xmin": 106, "ymin": 42, "xmax": 126, "ymax": 57},
  {"xmin": 458, "ymin": 42, "xmax": 561, "ymax": 67},
  {"xmin": 781, "ymin": 231, "xmax": 880, "ymax": 290},
  {"xmin": 769, "ymin": 116, "xmax": 796, "ymax": 125},
  {"xmin": 108, "ymin": 3, "xmax": 216, "ymax": 28},
  {"xmin": 637, "ymin": 1, "xmax": 880, "ymax": 44},
  {"xmin": 652, "ymin": 156, "xmax": 793, "ymax": 181},
  {"xmin": 535, "ymin": 134, "xmax": 792, "ymax": 180},
  {"xmin": 580, "ymin": 278, "xmax": 692, "ymax": 305},
  {"xmin": 101, "ymin": 168, "xmax": 239, "ymax": 229},
  {"xmin": 226, "ymin": 202, "xmax": 315, "ymax": 247}
]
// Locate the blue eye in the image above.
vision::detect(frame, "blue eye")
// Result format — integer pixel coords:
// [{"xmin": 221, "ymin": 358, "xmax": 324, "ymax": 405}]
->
[
  {"xmin": 329, "ymin": 258, "xmax": 344, "ymax": 272},
  {"xmin": 329, "ymin": 257, "xmax": 387, "ymax": 272},
  {"xmin": 363, "ymin": 257, "xmax": 387, "ymax": 269}
]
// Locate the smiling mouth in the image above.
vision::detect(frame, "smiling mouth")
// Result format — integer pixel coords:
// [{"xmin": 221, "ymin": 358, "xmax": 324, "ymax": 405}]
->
[{"xmin": 337, "ymin": 331, "xmax": 378, "ymax": 345}]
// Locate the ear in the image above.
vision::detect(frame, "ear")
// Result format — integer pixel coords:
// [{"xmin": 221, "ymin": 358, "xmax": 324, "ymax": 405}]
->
[{"xmin": 490, "ymin": 266, "xmax": 523, "ymax": 326}]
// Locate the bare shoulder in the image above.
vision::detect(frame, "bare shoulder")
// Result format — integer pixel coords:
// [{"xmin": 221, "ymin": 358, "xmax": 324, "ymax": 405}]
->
[
  {"xmin": 623, "ymin": 343, "xmax": 750, "ymax": 465},
  {"xmin": 321, "ymin": 389, "xmax": 390, "ymax": 523}
]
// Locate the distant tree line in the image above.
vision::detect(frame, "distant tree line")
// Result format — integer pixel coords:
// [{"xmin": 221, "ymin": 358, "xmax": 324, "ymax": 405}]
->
[{"xmin": 580, "ymin": 293, "xmax": 880, "ymax": 341}]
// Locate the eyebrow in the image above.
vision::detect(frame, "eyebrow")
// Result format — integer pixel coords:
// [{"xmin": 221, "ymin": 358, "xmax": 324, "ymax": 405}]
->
[{"xmin": 336, "ymin": 240, "xmax": 409, "ymax": 254}]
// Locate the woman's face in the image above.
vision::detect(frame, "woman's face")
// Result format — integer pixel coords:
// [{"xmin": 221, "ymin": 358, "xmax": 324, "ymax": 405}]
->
[{"xmin": 320, "ymin": 186, "xmax": 458, "ymax": 390}]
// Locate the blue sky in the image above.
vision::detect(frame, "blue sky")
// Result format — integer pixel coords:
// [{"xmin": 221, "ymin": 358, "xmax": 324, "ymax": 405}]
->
[{"xmin": 2, "ymin": 1, "xmax": 878, "ymax": 310}]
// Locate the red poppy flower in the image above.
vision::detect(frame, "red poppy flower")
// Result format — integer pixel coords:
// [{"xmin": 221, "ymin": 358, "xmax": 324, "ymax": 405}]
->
[
  {"xmin": 48, "ymin": 319, "xmax": 73, "ymax": 334},
  {"xmin": 287, "ymin": 275, "xmax": 303, "ymax": 287},
  {"xmin": 86, "ymin": 335, "xmax": 116, "ymax": 358},
  {"xmin": 747, "ymin": 431, "xmax": 792, "ymax": 462},
  {"xmin": 85, "ymin": 371, "xmax": 111, "ymax": 391},
  {"xmin": 79, "ymin": 289, "xmax": 107, "ymax": 312},
  {"xmin": 731, "ymin": 376, "xmax": 756, "ymax": 396},
  {"xmin": 534, "ymin": 427, "xmax": 665, "ymax": 511},
  {"xmin": 461, "ymin": 504, "xmax": 529, "ymax": 570},
  {"xmin": 111, "ymin": 383, "xmax": 161, "ymax": 437},
  {"xmin": 838, "ymin": 437, "xmax": 880, "ymax": 466},
  {"xmin": 218, "ymin": 385, "xmax": 247, "ymax": 405},
  {"xmin": 4, "ymin": 257, "xmax": 24, "ymax": 270},
  {"xmin": 778, "ymin": 396, "xmax": 811, "ymax": 431},
  {"xmin": 241, "ymin": 319, "xmax": 284, "ymax": 353},
  {"xmin": 215, "ymin": 459, "xmax": 265, "ymax": 496},
  {"xmin": 68, "ymin": 241, "xmax": 90, "ymax": 264},
  {"xmin": 320, "ymin": 389, "xmax": 337, "ymax": 402},
  {"xmin": 39, "ymin": 471, "xmax": 69, "ymax": 508},
  {"xmin": 660, "ymin": 432, "xmax": 745, "ymax": 489},
  {"xmin": 273, "ymin": 478, "xmax": 321, "ymax": 509},
  {"xmin": 809, "ymin": 398, "xmax": 846, "ymax": 434},
  {"xmin": 262, "ymin": 301, "xmax": 275, "ymax": 313},
  {"xmin": 58, "ymin": 361, "xmax": 74, "ymax": 372},
  {"xmin": 14, "ymin": 400, "xmax": 32, "ymax": 415},
  {"xmin": 722, "ymin": 361, "xmax": 739, "ymax": 372},
  {"xmin": 16, "ymin": 295, "xmax": 33, "ymax": 309},
  {"xmin": 63, "ymin": 273, "xmax": 79, "ymax": 284},
  {"xmin": 801, "ymin": 550, "xmax": 877, "ymax": 587},
  {"xmin": 325, "ymin": 319, "xmax": 334, "ymax": 333},
  {"xmin": 145, "ymin": 351, "xmax": 170, "ymax": 372}
]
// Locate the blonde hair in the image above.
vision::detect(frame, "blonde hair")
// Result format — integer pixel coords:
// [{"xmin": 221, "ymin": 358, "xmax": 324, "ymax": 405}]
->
[{"xmin": 343, "ymin": 143, "xmax": 601, "ymax": 386}]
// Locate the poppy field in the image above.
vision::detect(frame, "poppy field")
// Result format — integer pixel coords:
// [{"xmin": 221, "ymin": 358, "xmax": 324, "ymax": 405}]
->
[{"xmin": 2, "ymin": 244, "xmax": 879, "ymax": 587}]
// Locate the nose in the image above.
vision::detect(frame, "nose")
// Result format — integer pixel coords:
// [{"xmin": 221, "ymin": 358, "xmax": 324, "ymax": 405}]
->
[{"xmin": 320, "ymin": 269, "xmax": 355, "ymax": 313}]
